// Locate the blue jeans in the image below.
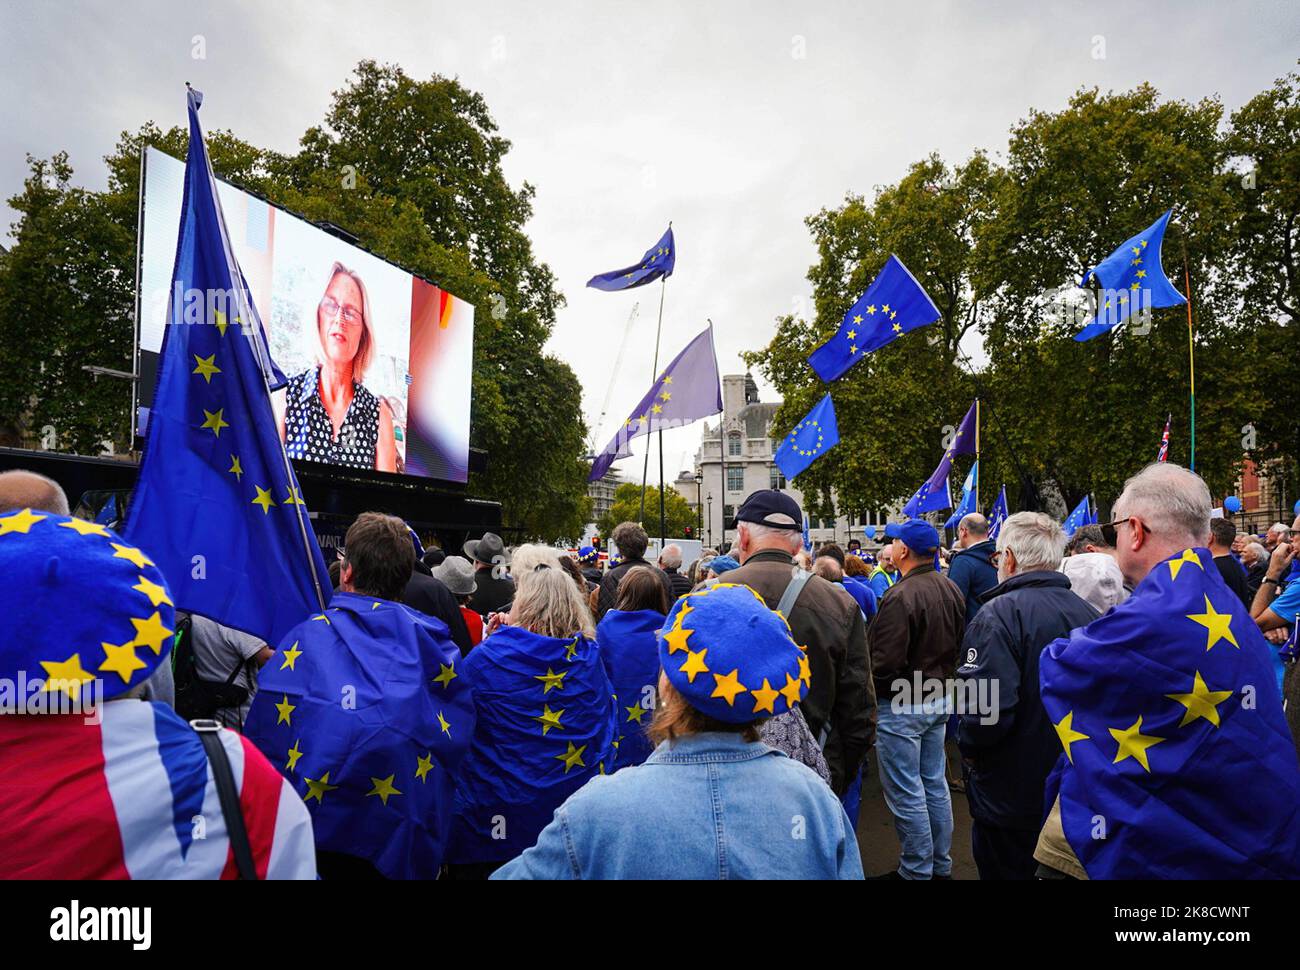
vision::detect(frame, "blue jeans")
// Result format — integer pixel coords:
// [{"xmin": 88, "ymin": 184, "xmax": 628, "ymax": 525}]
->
[{"xmin": 876, "ymin": 702, "xmax": 953, "ymax": 879}]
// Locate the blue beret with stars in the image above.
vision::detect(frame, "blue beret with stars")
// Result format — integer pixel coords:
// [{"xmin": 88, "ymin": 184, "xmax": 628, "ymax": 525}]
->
[
  {"xmin": 577, "ymin": 545, "xmax": 598, "ymax": 564},
  {"xmin": 658, "ymin": 583, "xmax": 809, "ymax": 724},
  {"xmin": 0, "ymin": 508, "xmax": 175, "ymax": 703}
]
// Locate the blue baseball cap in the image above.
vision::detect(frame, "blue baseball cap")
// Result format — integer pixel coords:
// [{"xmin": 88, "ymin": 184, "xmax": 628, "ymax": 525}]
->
[{"xmin": 883, "ymin": 520, "xmax": 941, "ymax": 554}]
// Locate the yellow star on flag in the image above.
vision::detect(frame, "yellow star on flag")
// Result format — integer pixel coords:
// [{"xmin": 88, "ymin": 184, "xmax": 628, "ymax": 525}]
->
[
  {"xmin": 846, "ymin": 329, "xmax": 857, "ymax": 341},
  {"xmin": 275, "ymin": 694, "xmax": 296, "ymax": 726},
  {"xmin": 279, "ymin": 641, "xmax": 303, "ymax": 671},
  {"xmin": 1053, "ymin": 710, "xmax": 1089, "ymax": 763},
  {"xmin": 891, "ymin": 323, "xmax": 902, "ymax": 333},
  {"xmin": 0, "ymin": 508, "xmax": 46, "ymax": 535},
  {"xmin": 415, "ymin": 752, "xmax": 433, "ymax": 782},
  {"xmin": 192, "ymin": 353, "xmax": 221, "ymax": 383},
  {"xmin": 98, "ymin": 641, "xmax": 147, "ymax": 684},
  {"xmin": 228, "ymin": 455, "xmax": 243, "ymax": 481},
  {"xmin": 367, "ymin": 775, "xmax": 403, "ymax": 806},
  {"xmin": 40, "ymin": 654, "xmax": 95, "ymax": 699},
  {"xmin": 555, "ymin": 742, "xmax": 587, "ymax": 774},
  {"xmin": 251, "ymin": 486, "xmax": 276, "ymax": 514},
  {"xmin": 1186, "ymin": 595, "xmax": 1239, "ymax": 652},
  {"xmin": 1166, "ymin": 548, "xmax": 1203, "ymax": 581},
  {"xmin": 625, "ymin": 702, "xmax": 647, "ymax": 724},
  {"xmin": 111, "ymin": 542, "xmax": 153, "ymax": 568},
  {"xmin": 679, "ymin": 648, "xmax": 709, "ymax": 683},
  {"xmin": 534, "ymin": 666, "xmax": 566, "ymax": 693},
  {"xmin": 1109, "ymin": 715, "xmax": 1165, "ymax": 772},
  {"xmin": 866, "ymin": 305, "xmax": 876, "ymax": 315},
  {"xmin": 1166, "ymin": 671, "xmax": 1233, "ymax": 728},
  {"xmin": 433, "ymin": 663, "xmax": 457, "ymax": 689},
  {"xmin": 59, "ymin": 518, "xmax": 109, "ymax": 537},
  {"xmin": 565, "ymin": 637, "xmax": 581, "ymax": 661},
  {"xmin": 710, "ymin": 669, "xmax": 748, "ymax": 706},
  {"xmin": 881, "ymin": 304, "xmax": 891, "ymax": 314},
  {"xmin": 133, "ymin": 575, "xmax": 172, "ymax": 608},
  {"xmin": 283, "ymin": 486, "xmax": 306, "ymax": 506},
  {"xmin": 286, "ymin": 739, "xmax": 304, "ymax": 773},
  {"xmin": 438, "ymin": 710, "xmax": 452, "ymax": 736},
  {"xmin": 533, "ymin": 704, "xmax": 565, "ymax": 735},
  {"xmin": 751, "ymin": 678, "xmax": 780, "ymax": 715},
  {"xmin": 212, "ymin": 308, "xmax": 230, "ymax": 336},
  {"xmin": 129, "ymin": 611, "xmax": 173, "ymax": 654},
  {"xmin": 200, "ymin": 408, "xmax": 229, "ymax": 438},
  {"xmin": 304, "ymin": 771, "xmax": 338, "ymax": 803}
]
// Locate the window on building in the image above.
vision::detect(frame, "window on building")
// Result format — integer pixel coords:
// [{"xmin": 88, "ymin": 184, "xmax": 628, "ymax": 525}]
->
[
  {"xmin": 726, "ymin": 467, "xmax": 745, "ymax": 493},
  {"xmin": 723, "ymin": 504, "xmax": 735, "ymax": 525},
  {"xmin": 727, "ymin": 433, "xmax": 742, "ymax": 457},
  {"xmin": 770, "ymin": 466, "xmax": 786, "ymax": 490}
]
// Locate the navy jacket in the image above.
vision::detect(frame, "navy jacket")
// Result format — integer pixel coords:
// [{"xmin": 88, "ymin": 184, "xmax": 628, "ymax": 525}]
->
[
  {"xmin": 955, "ymin": 570, "xmax": 1098, "ymax": 830},
  {"xmin": 947, "ymin": 539, "xmax": 998, "ymax": 623}
]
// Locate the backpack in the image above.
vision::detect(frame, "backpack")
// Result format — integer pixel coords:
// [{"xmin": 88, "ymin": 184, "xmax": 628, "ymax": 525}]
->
[{"xmin": 172, "ymin": 614, "xmax": 250, "ymax": 722}]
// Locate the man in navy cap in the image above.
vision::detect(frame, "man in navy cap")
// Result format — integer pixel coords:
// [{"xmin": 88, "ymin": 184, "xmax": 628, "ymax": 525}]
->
[
  {"xmin": 720, "ymin": 489, "xmax": 875, "ymax": 796},
  {"xmin": 868, "ymin": 518, "xmax": 966, "ymax": 880}
]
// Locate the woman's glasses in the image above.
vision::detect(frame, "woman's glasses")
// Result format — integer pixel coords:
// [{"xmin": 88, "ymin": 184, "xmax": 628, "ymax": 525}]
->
[{"xmin": 320, "ymin": 295, "xmax": 362, "ymax": 326}]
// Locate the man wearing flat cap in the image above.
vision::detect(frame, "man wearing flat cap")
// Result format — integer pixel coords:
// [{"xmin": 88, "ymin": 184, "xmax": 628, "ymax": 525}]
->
[
  {"xmin": 868, "ymin": 519, "xmax": 966, "ymax": 880},
  {"xmin": 720, "ymin": 489, "xmax": 875, "ymax": 797}
]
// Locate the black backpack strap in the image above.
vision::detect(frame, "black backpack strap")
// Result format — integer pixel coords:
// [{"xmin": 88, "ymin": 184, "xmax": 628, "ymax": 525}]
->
[{"xmin": 191, "ymin": 719, "xmax": 259, "ymax": 880}]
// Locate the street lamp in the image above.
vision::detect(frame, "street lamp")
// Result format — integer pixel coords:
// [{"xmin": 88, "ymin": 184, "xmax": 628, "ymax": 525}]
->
[
  {"xmin": 691, "ymin": 472, "xmax": 703, "ymax": 543},
  {"xmin": 706, "ymin": 493, "xmax": 713, "ymax": 549}
]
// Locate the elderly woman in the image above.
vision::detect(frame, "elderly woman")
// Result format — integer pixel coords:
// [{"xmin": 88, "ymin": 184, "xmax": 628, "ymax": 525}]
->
[
  {"xmin": 273, "ymin": 261, "xmax": 397, "ymax": 472},
  {"xmin": 595, "ymin": 566, "xmax": 669, "ymax": 770},
  {"xmin": 446, "ymin": 560, "xmax": 617, "ymax": 879},
  {"xmin": 494, "ymin": 583, "xmax": 864, "ymax": 879}
]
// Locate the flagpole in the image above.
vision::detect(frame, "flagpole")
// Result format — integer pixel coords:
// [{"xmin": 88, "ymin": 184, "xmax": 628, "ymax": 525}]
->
[
  {"xmin": 974, "ymin": 398, "xmax": 981, "ymax": 510},
  {"xmin": 1182, "ymin": 245, "xmax": 1197, "ymax": 472},
  {"xmin": 639, "ymin": 270, "xmax": 668, "ymax": 527}
]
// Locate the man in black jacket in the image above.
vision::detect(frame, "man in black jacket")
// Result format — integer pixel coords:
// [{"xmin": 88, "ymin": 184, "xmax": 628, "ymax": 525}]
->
[
  {"xmin": 658, "ymin": 543, "xmax": 693, "ymax": 600},
  {"xmin": 595, "ymin": 521, "xmax": 673, "ymax": 618},
  {"xmin": 465, "ymin": 532, "xmax": 515, "ymax": 617},
  {"xmin": 956, "ymin": 511, "xmax": 1098, "ymax": 880},
  {"xmin": 404, "ymin": 569, "xmax": 473, "ymax": 657}
]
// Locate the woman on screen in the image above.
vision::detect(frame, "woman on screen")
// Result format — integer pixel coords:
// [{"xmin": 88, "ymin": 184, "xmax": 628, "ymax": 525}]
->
[{"xmin": 273, "ymin": 262, "xmax": 397, "ymax": 472}]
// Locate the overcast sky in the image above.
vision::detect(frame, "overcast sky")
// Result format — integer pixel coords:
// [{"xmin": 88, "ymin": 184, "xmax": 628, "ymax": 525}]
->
[{"xmin": 2, "ymin": 0, "xmax": 1295, "ymax": 481}]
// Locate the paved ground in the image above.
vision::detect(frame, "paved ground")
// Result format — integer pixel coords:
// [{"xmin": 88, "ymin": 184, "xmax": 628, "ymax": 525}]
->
[{"xmin": 855, "ymin": 740, "xmax": 979, "ymax": 879}]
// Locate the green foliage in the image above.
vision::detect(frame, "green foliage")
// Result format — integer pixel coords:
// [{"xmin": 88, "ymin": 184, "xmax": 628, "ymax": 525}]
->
[
  {"xmin": 0, "ymin": 62, "xmax": 589, "ymax": 540},
  {"xmin": 598, "ymin": 482, "xmax": 696, "ymax": 540}
]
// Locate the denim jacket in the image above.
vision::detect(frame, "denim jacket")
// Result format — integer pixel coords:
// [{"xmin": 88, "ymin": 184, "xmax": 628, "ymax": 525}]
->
[{"xmin": 492, "ymin": 733, "xmax": 864, "ymax": 880}]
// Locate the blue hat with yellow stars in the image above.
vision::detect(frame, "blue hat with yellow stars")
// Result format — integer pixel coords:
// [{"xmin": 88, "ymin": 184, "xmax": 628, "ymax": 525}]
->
[
  {"xmin": 658, "ymin": 583, "xmax": 808, "ymax": 724},
  {"xmin": 0, "ymin": 508, "xmax": 175, "ymax": 703},
  {"xmin": 577, "ymin": 545, "xmax": 598, "ymax": 564}
]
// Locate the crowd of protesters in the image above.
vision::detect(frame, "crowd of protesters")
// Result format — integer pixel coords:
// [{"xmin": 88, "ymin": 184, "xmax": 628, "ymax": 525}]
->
[{"xmin": 2, "ymin": 461, "xmax": 1298, "ymax": 881}]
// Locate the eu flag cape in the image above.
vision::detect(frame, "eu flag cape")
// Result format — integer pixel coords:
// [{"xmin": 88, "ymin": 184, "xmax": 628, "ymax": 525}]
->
[
  {"xmin": 124, "ymin": 88, "xmax": 329, "ymax": 645},
  {"xmin": 1040, "ymin": 547, "xmax": 1300, "ymax": 878},
  {"xmin": 774, "ymin": 393, "xmax": 840, "ymax": 482},
  {"xmin": 588, "ymin": 324, "xmax": 722, "ymax": 481},
  {"xmin": 449, "ymin": 626, "xmax": 617, "ymax": 863},
  {"xmin": 595, "ymin": 609, "xmax": 665, "ymax": 770},
  {"xmin": 587, "ymin": 226, "xmax": 675, "ymax": 291},
  {"xmin": 243, "ymin": 592, "xmax": 474, "ymax": 879},
  {"xmin": 807, "ymin": 255, "xmax": 940, "ymax": 383},
  {"xmin": 1075, "ymin": 210, "xmax": 1186, "ymax": 342}
]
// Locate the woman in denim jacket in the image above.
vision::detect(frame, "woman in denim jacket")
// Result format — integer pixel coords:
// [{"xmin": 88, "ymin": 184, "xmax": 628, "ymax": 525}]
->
[{"xmin": 494, "ymin": 583, "xmax": 864, "ymax": 880}]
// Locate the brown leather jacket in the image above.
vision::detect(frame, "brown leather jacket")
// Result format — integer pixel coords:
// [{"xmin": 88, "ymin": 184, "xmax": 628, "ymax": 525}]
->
[
  {"xmin": 868, "ymin": 563, "xmax": 966, "ymax": 701},
  {"xmin": 722, "ymin": 549, "xmax": 876, "ymax": 795}
]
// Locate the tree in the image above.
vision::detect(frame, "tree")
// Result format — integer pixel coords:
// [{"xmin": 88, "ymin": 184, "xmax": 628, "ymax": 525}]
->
[{"xmin": 598, "ymin": 483, "xmax": 696, "ymax": 540}]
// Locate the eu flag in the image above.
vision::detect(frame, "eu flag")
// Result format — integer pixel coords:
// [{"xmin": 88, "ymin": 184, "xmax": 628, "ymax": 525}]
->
[
  {"xmin": 587, "ymin": 226, "xmax": 675, "ymax": 291},
  {"xmin": 944, "ymin": 461, "xmax": 979, "ymax": 530},
  {"xmin": 902, "ymin": 400, "xmax": 977, "ymax": 518},
  {"xmin": 807, "ymin": 255, "xmax": 941, "ymax": 383},
  {"xmin": 243, "ymin": 592, "xmax": 474, "ymax": 879},
  {"xmin": 123, "ymin": 89, "xmax": 330, "ymax": 645},
  {"xmin": 1040, "ymin": 547, "xmax": 1300, "ymax": 878},
  {"xmin": 774, "ymin": 393, "xmax": 840, "ymax": 482},
  {"xmin": 1061, "ymin": 496, "xmax": 1095, "ymax": 537},
  {"xmin": 1075, "ymin": 210, "xmax": 1186, "ymax": 342},
  {"xmin": 588, "ymin": 324, "xmax": 722, "ymax": 481},
  {"xmin": 987, "ymin": 485, "xmax": 1008, "ymax": 540},
  {"xmin": 449, "ymin": 626, "xmax": 617, "ymax": 864}
]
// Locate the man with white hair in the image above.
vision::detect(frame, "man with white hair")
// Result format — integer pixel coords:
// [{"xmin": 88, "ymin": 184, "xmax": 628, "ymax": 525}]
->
[
  {"xmin": 722, "ymin": 490, "xmax": 875, "ymax": 796},
  {"xmin": 955, "ymin": 512, "xmax": 1097, "ymax": 880},
  {"xmin": 1034, "ymin": 463, "xmax": 1300, "ymax": 879},
  {"xmin": 947, "ymin": 512, "xmax": 998, "ymax": 622},
  {"xmin": 1265, "ymin": 522, "xmax": 1291, "ymax": 553},
  {"xmin": 658, "ymin": 543, "xmax": 692, "ymax": 600}
]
